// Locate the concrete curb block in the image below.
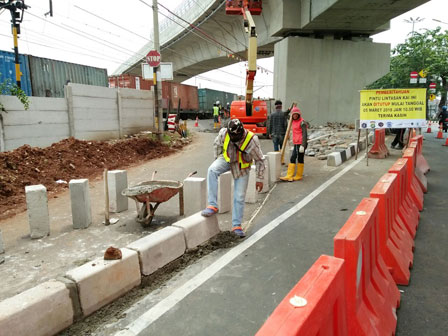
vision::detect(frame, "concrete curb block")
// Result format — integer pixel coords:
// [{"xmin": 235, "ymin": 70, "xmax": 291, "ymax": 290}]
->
[
  {"xmin": 183, "ymin": 177, "xmax": 207, "ymax": 217},
  {"xmin": 172, "ymin": 212, "xmax": 221, "ymax": 249},
  {"xmin": 0, "ymin": 280, "xmax": 74, "ymax": 336},
  {"xmin": 25, "ymin": 184, "xmax": 50, "ymax": 239},
  {"xmin": 108, "ymin": 170, "xmax": 128, "ymax": 213},
  {"xmin": 127, "ymin": 226, "xmax": 186, "ymax": 276},
  {"xmin": 245, "ymin": 166, "xmax": 257, "ymax": 203},
  {"xmin": 65, "ymin": 248, "xmax": 141, "ymax": 317},
  {"xmin": 69, "ymin": 179, "xmax": 92, "ymax": 230},
  {"xmin": 218, "ymin": 171, "xmax": 232, "ymax": 214},
  {"xmin": 267, "ymin": 151, "xmax": 281, "ymax": 183}
]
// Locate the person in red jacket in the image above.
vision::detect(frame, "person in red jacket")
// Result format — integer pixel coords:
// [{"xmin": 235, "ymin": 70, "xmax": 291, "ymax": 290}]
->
[{"xmin": 280, "ymin": 107, "xmax": 308, "ymax": 182}]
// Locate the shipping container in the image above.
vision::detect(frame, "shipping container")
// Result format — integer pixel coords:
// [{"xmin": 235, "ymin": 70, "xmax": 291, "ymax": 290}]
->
[
  {"xmin": 0, "ymin": 50, "xmax": 32, "ymax": 96},
  {"xmin": 108, "ymin": 74, "xmax": 152, "ymax": 90},
  {"xmin": 198, "ymin": 88, "xmax": 238, "ymax": 117},
  {"xmin": 162, "ymin": 82, "xmax": 199, "ymax": 118},
  {"xmin": 27, "ymin": 55, "xmax": 108, "ymax": 97},
  {"xmin": 108, "ymin": 74, "xmax": 200, "ymax": 119}
]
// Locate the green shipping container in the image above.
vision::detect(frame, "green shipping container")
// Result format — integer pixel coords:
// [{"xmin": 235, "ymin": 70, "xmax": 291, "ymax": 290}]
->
[
  {"xmin": 27, "ymin": 55, "xmax": 108, "ymax": 97},
  {"xmin": 198, "ymin": 88, "xmax": 237, "ymax": 117}
]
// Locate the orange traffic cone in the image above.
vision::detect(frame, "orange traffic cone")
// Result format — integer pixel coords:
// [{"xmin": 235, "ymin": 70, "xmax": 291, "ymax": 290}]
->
[
  {"xmin": 436, "ymin": 124, "xmax": 444, "ymax": 139},
  {"xmin": 443, "ymin": 137, "xmax": 448, "ymax": 146},
  {"xmin": 194, "ymin": 116, "xmax": 199, "ymax": 127},
  {"xmin": 426, "ymin": 121, "xmax": 432, "ymax": 133}
]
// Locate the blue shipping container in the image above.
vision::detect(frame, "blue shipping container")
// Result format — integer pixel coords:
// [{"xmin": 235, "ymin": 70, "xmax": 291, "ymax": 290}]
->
[{"xmin": 0, "ymin": 49, "xmax": 32, "ymax": 96}]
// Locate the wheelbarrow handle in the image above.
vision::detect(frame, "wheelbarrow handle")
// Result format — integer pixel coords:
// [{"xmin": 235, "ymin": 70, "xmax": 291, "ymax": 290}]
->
[{"xmin": 186, "ymin": 171, "xmax": 197, "ymax": 179}]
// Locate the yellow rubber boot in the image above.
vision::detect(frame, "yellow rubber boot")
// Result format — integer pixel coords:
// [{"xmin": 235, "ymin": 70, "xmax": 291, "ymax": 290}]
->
[
  {"xmin": 280, "ymin": 163, "xmax": 296, "ymax": 182},
  {"xmin": 293, "ymin": 163, "xmax": 304, "ymax": 181}
]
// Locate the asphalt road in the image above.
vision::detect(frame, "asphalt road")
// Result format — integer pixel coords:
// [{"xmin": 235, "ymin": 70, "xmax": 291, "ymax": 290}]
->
[{"xmin": 89, "ymin": 127, "xmax": 447, "ymax": 335}]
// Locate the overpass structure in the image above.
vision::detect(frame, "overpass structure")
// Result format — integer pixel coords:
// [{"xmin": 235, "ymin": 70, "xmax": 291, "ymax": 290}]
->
[{"xmin": 114, "ymin": 0, "xmax": 430, "ymax": 124}]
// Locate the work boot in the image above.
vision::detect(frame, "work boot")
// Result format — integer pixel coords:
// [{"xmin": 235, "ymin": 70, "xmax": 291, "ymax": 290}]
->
[
  {"xmin": 293, "ymin": 163, "xmax": 304, "ymax": 181},
  {"xmin": 280, "ymin": 163, "xmax": 296, "ymax": 182}
]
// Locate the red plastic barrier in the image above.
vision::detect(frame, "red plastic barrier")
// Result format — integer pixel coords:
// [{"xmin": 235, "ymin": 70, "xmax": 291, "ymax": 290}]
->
[
  {"xmin": 334, "ymin": 198, "xmax": 399, "ymax": 335},
  {"xmin": 409, "ymin": 141, "xmax": 428, "ymax": 193},
  {"xmin": 411, "ymin": 135, "xmax": 430, "ymax": 174},
  {"xmin": 370, "ymin": 173, "xmax": 413, "ymax": 285},
  {"xmin": 389, "ymin": 158, "xmax": 420, "ymax": 237},
  {"xmin": 256, "ymin": 255, "xmax": 348, "ymax": 336},
  {"xmin": 368, "ymin": 129, "xmax": 390, "ymax": 159},
  {"xmin": 402, "ymin": 147, "xmax": 425, "ymax": 210}
]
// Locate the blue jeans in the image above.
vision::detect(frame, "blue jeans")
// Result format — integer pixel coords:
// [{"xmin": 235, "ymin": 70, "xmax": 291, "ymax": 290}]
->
[
  {"xmin": 272, "ymin": 135, "xmax": 284, "ymax": 151},
  {"xmin": 207, "ymin": 157, "xmax": 249, "ymax": 228}
]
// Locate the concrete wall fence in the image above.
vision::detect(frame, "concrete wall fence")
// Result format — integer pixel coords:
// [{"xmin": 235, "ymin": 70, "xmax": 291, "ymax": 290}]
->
[{"xmin": 0, "ymin": 83, "xmax": 155, "ymax": 152}]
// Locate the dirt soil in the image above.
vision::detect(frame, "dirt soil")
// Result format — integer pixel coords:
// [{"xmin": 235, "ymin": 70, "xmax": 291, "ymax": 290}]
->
[{"xmin": 0, "ymin": 135, "xmax": 187, "ymax": 220}]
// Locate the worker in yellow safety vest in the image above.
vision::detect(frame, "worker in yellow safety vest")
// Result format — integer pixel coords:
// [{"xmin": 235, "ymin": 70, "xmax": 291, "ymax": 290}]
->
[
  {"xmin": 201, "ymin": 119, "xmax": 265, "ymax": 237},
  {"xmin": 213, "ymin": 102, "xmax": 220, "ymax": 129}
]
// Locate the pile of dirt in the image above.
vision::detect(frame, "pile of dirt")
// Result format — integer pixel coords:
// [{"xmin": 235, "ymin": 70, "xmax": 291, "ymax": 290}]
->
[{"xmin": 0, "ymin": 136, "xmax": 188, "ymax": 220}]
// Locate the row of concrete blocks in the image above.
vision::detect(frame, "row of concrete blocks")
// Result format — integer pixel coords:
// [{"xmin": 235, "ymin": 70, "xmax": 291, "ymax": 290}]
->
[
  {"xmin": 0, "ymin": 153, "xmax": 285, "ymax": 336},
  {"xmin": 0, "ymin": 212, "xmax": 222, "ymax": 336},
  {"xmin": 24, "ymin": 152, "xmax": 284, "ymax": 239},
  {"xmin": 24, "ymin": 170, "xmax": 129, "ymax": 239},
  {"xmin": 326, "ymin": 132, "xmax": 374, "ymax": 167}
]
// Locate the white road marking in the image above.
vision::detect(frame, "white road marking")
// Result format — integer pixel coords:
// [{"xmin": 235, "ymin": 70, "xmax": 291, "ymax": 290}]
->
[{"xmin": 115, "ymin": 157, "xmax": 363, "ymax": 335}]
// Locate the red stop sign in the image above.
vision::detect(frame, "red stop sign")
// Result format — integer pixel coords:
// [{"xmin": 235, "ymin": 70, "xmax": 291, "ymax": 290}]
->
[
  {"xmin": 146, "ymin": 50, "xmax": 161, "ymax": 67},
  {"xmin": 429, "ymin": 82, "xmax": 436, "ymax": 89}
]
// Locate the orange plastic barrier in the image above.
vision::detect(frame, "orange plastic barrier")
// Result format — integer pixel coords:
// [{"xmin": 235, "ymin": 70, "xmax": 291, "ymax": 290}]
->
[
  {"xmin": 402, "ymin": 148, "xmax": 425, "ymax": 211},
  {"xmin": 389, "ymin": 158, "xmax": 420, "ymax": 238},
  {"xmin": 370, "ymin": 173, "xmax": 413, "ymax": 285},
  {"xmin": 368, "ymin": 129, "xmax": 389, "ymax": 159},
  {"xmin": 411, "ymin": 135, "xmax": 430, "ymax": 174},
  {"xmin": 256, "ymin": 255, "xmax": 348, "ymax": 336},
  {"xmin": 408, "ymin": 142, "xmax": 428, "ymax": 192},
  {"xmin": 334, "ymin": 198, "xmax": 400, "ymax": 335}
]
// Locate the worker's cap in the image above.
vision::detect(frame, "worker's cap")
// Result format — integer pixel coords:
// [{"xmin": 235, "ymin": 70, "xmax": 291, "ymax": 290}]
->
[
  {"xmin": 291, "ymin": 106, "xmax": 301, "ymax": 117},
  {"xmin": 274, "ymin": 100, "xmax": 282, "ymax": 106},
  {"xmin": 443, "ymin": 106, "xmax": 447, "ymax": 111},
  {"xmin": 227, "ymin": 119, "xmax": 245, "ymax": 142}
]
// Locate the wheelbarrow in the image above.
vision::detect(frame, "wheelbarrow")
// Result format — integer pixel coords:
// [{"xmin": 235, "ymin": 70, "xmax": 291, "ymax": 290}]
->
[{"xmin": 122, "ymin": 171, "xmax": 196, "ymax": 227}]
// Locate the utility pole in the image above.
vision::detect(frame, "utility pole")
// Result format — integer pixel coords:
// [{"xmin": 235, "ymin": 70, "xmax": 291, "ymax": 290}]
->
[
  {"xmin": 1, "ymin": 0, "xmax": 29, "ymax": 88},
  {"xmin": 152, "ymin": 0, "xmax": 163, "ymax": 141}
]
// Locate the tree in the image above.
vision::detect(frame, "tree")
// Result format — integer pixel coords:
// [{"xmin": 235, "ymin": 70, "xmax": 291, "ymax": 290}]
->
[{"xmin": 367, "ymin": 27, "xmax": 448, "ymax": 108}]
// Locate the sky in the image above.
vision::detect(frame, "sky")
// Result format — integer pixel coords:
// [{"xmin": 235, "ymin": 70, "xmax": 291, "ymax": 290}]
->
[{"xmin": 1, "ymin": 0, "xmax": 447, "ymax": 99}]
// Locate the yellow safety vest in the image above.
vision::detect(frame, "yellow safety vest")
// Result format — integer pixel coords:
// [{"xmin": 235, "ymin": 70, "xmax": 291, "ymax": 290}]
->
[
  {"xmin": 223, "ymin": 131, "xmax": 254, "ymax": 169},
  {"xmin": 213, "ymin": 106, "xmax": 220, "ymax": 116}
]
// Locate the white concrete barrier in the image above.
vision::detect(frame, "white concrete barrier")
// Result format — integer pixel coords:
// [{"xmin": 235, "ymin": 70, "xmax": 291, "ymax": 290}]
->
[
  {"xmin": 261, "ymin": 156, "xmax": 270, "ymax": 193},
  {"xmin": 267, "ymin": 152, "xmax": 281, "ymax": 183},
  {"xmin": 65, "ymin": 248, "xmax": 141, "ymax": 316},
  {"xmin": 0, "ymin": 280, "xmax": 74, "ymax": 336},
  {"xmin": 25, "ymin": 185, "xmax": 50, "ymax": 239},
  {"xmin": 327, "ymin": 152, "xmax": 343, "ymax": 167},
  {"xmin": 69, "ymin": 179, "xmax": 92, "ymax": 229},
  {"xmin": 218, "ymin": 171, "xmax": 232, "ymax": 213},
  {"xmin": 127, "ymin": 226, "xmax": 186, "ymax": 276},
  {"xmin": 108, "ymin": 170, "xmax": 128, "ymax": 213},
  {"xmin": 183, "ymin": 177, "xmax": 207, "ymax": 216},
  {"xmin": 173, "ymin": 212, "xmax": 220, "ymax": 249},
  {"xmin": 245, "ymin": 166, "xmax": 257, "ymax": 203}
]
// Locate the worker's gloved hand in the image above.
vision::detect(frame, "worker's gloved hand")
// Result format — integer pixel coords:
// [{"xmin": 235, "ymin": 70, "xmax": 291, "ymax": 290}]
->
[
  {"xmin": 256, "ymin": 182, "xmax": 263, "ymax": 192},
  {"xmin": 299, "ymin": 145, "xmax": 305, "ymax": 153}
]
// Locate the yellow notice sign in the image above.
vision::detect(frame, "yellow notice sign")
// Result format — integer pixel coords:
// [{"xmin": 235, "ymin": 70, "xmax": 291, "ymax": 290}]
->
[
  {"xmin": 360, "ymin": 88, "xmax": 426, "ymax": 129},
  {"xmin": 419, "ymin": 69, "xmax": 427, "ymax": 78}
]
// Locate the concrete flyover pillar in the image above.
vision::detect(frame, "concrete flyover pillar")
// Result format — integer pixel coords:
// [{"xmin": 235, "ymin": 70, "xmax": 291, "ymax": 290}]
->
[
  {"xmin": 25, "ymin": 185, "xmax": 50, "ymax": 239},
  {"xmin": 107, "ymin": 170, "xmax": 128, "ymax": 213},
  {"xmin": 69, "ymin": 179, "xmax": 92, "ymax": 229},
  {"xmin": 274, "ymin": 36, "xmax": 390, "ymax": 125},
  {"xmin": 218, "ymin": 171, "xmax": 232, "ymax": 213},
  {"xmin": 183, "ymin": 177, "xmax": 206, "ymax": 216}
]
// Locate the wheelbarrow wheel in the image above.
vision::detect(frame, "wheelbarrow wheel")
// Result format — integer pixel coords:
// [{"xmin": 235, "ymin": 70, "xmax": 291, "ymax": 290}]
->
[{"xmin": 136, "ymin": 201, "xmax": 160, "ymax": 227}]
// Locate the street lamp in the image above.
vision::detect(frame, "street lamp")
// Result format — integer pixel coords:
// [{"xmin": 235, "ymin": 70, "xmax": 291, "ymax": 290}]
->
[
  {"xmin": 404, "ymin": 17, "xmax": 424, "ymax": 36},
  {"xmin": 433, "ymin": 18, "xmax": 448, "ymax": 26}
]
